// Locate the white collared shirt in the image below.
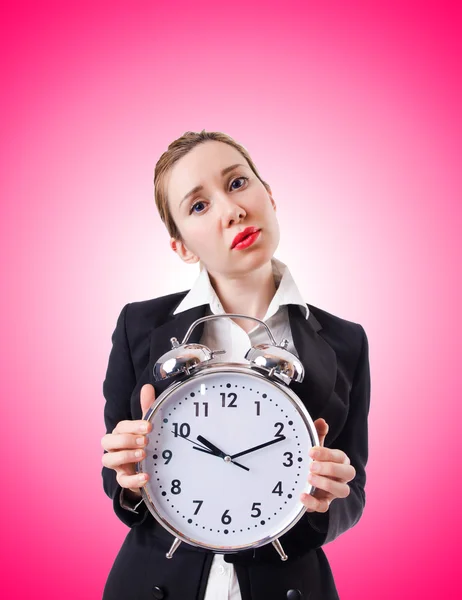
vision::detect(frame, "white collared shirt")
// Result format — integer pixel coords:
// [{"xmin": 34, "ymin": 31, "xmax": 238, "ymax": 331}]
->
[{"xmin": 173, "ymin": 256, "xmax": 309, "ymax": 600}]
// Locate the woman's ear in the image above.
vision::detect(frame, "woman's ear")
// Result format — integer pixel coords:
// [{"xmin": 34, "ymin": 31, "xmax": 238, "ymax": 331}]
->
[
  {"xmin": 266, "ymin": 186, "xmax": 277, "ymax": 212},
  {"xmin": 170, "ymin": 237, "xmax": 200, "ymax": 265}
]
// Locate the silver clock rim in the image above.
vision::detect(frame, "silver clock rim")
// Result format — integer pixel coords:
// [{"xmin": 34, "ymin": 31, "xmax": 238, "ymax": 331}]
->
[{"xmin": 137, "ymin": 362, "xmax": 320, "ymax": 553}]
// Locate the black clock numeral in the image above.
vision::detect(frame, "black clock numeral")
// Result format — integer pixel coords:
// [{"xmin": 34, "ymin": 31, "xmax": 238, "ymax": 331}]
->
[
  {"xmin": 220, "ymin": 392, "xmax": 237, "ymax": 408},
  {"xmin": 251, "ymin": 502, "xmax": 262, "ymax": 518},
  {"xmin": 221, "ymin": 509, "xmax": 232, "ymax": 524},
  {"xmin": 172, "ymin": 422, "xmax": 190, "ymax": 438},
  {"xmin": 193, "ymin": 401, "xmax": 209, "ymax": 417},
  {"xmin": 162, "ymin": 449, "xmax": 173, "ymax": 464},
  {"xmin": 274, "ymin": 422, "xmax": 284, "ymax": 438},
  {"xmin": 272, "ymin": 481, "xmax": 283, "ymax": 496},
  {"xmin": 171, "ymin": 479, "xmax": 182, "ymax": 494},
  {"xmin": 255, "ymin": 400, "xmax": 261, "ymax": 416},
  {"xmin": 193, "ymin": 500, "xmax": 203, "ymax": 515},
  {"xmin": 282, "ymin": 452, "xmax": 293, "ymax": 467}
]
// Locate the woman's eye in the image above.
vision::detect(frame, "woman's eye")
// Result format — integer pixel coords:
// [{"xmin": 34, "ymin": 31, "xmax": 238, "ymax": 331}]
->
[
  {"xmin": 189, "ymin": 177, "xmax": 248, "ymax": 215},
  {"xmin": 230, "ymin": 176, "xmax": 248, "ymax": 190},
  {"xmin": 190, "ymin": 200, "xmax": 206, "ymax": 214}
]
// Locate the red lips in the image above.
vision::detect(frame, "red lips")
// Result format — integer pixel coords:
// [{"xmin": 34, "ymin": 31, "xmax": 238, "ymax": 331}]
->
[{"xmin": 231, "ymin": 227, "xmax": 260, "ymax": 249}]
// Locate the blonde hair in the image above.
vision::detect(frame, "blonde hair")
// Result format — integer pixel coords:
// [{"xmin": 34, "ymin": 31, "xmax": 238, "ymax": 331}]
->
[{"xmin": 153, "ymin": 129, "xmax": 271, "ymax": 245}]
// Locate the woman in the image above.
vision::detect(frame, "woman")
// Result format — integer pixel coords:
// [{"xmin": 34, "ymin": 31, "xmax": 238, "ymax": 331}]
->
[{"xmin": 101, "ymin": 130, "xmax": 371, "ymax": 600}]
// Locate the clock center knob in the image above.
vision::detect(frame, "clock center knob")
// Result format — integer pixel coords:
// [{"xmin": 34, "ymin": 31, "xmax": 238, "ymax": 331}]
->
[{"xmin": 224, "ymin": 456, "xmax": 232, "ymax": 463}]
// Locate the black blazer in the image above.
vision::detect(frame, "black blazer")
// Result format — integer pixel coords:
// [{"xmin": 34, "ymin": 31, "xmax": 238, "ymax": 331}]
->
[{"xmin": 101, "ymin": 291, "xmax": 371, "ymax": 600}]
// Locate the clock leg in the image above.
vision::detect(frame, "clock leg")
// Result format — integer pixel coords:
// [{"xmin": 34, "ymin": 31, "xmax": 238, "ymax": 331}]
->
[
  {"xmin": 272, "ymin": 538, "xmax": 289, "ymax": 561},
  {"xmin": 166, "ymin": 537, "xmax": 182, "ymax": 559}
]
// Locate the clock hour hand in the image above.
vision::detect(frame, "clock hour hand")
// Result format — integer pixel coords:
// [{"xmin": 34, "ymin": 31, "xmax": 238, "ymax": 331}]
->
[
  {"xmin": 230, "ymin": 435, "xmax": 287, "ymax": 460},
  {"xmin": 194, "ymin": 435, "xmax": 250, "ymax": 472},
  {"xmin": 196, "ymin": 435, "xmax": 226, "ymax": 458},
  {"xmin": 170, "ymin": 431, "xmax": 214, "ymax": 453}
]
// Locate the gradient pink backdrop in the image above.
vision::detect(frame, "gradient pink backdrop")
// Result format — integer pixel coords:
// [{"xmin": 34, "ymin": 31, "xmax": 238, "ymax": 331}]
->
[{"xmin": 1, "ymin": 1, "xmax": 461, "ymax": 598}]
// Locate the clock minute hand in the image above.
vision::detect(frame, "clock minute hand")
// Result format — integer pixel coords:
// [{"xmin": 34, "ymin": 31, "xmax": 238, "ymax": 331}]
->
[{"xmin": 230, "ymin": 435, "xmax": 287, "ymax": 460}]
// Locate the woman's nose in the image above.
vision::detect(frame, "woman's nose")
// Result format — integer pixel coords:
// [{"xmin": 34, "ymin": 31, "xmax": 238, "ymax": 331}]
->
[{"xmin": 217, "ymin": 195, "xmax": 247, "ymax": 227}]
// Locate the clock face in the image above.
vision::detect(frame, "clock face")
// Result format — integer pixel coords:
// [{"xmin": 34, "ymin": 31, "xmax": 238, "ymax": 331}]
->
[{"xmin": 139, "ymin": 364, "xmax": 318, "ymax": 551}]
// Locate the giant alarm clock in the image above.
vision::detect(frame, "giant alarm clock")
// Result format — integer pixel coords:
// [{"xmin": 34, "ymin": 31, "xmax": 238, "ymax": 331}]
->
[{"xmin": 137, "ymin": 313, "xmax": 320, "ymax": 561}]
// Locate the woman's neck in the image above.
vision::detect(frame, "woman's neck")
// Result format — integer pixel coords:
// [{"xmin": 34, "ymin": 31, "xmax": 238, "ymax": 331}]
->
[{"xmin": 207, "ymin": 260, "xmax": 277, "ymax": 332}]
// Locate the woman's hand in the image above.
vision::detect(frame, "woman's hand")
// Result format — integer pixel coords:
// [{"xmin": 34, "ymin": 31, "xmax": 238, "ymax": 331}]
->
[
  {"xmin": 300, "ymin": 418, "xmax": 356, "ymax": 513},
  {"xmin": 101, "ymin": 384, "xmax": 155, "ymax": 497}
]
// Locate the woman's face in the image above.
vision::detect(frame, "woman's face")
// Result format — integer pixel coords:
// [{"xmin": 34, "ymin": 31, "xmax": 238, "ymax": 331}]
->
[{"xmin": 166, "ymin": 141, "xmax": 280, "ymax": 277}]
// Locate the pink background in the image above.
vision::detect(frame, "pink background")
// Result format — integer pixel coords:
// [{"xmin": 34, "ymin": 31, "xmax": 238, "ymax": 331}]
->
[{"xmin": 2, "ymin": 1, "xmax": 461, "ymax": 598}]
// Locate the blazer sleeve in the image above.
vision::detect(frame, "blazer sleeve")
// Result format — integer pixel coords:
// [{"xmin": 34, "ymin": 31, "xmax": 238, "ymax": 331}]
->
[
  {"xmin": 302, "ymin": 324, "xmax": 371, "ymax": 546},
  {"xmin": 101, "ymin": 303, "xmax": 151, "ymax": 528}
]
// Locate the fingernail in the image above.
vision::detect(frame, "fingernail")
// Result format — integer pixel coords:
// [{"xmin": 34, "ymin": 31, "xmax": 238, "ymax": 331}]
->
[
  {"xmin": 135, "ymin": 450, "xmax": 142, "ymax": 458},
  {"xmin": 139, "ymin": 423, "xmax": 147, "ymax": 432},
  {"xmin": 136, "ymin": 437, "xmax": 145, "ymax": 445},
  {"xmin": 138, "ymin": 474, "xmax": 147, "ymax": 482},
  {"xmin": 310, "ymin": 462, "xmax": 320, "ymax": 472}
]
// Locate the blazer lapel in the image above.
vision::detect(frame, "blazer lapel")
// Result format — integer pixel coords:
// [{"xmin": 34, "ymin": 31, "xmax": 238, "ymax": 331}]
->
[{"xmin": 287, "ymin": 304, "xmax": 343, "ymax": 443}]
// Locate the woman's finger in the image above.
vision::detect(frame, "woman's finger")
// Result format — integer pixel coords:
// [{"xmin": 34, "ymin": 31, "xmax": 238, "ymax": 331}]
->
[
  {"xmin": 111, "ymin": 419, "xmax": 152, "ymax": 436},
  {"xmin": 301, "ymin": 491, "xmax": 331, "ymax": 513},
  {"xmin": 308, "ymin": 473, "xmax": 351, "ymax": 499},
  {"xmin": 310, "ymin": 460, "xmax": 356, "ymax": 483},
  {"xmin": 101, "ymin": 432, "xmax": 149, "ymax": 451},
  {"xmin": 101, "ymin": 448, "xmax": 146, "ymax": 469},
  {"xmin": 116, "ymin": 467, "xmax": 150, "ymax": 490},
  {"xmin": 309, "ymin": 446, "xmax": 350, "ymax": 465},
  {"xmin": 313, "ymin": 419, "xmax": 329, "ymax": 447}
]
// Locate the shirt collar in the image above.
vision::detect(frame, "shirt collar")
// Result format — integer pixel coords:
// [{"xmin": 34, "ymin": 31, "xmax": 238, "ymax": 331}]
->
[{"xmin": 173, "ymin": 256, "xmax": 309, "ymax": 320}]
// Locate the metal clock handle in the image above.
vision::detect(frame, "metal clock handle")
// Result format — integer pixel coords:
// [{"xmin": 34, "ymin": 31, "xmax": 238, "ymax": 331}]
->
[{"xmin": 180, "ymin": 313, "xmax": 287, "ymax": 347}]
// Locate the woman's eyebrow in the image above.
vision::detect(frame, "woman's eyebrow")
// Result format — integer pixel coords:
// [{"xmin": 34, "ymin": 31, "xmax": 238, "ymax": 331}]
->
[{"xmin": 179, "ymin": 163, "xmax": 247, "ymax": 207}]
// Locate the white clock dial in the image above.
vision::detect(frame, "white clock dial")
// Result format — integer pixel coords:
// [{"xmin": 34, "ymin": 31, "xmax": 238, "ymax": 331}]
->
[{"xmin": 140, "ymin": 365, "xmax": 317, "ymax": 551}]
